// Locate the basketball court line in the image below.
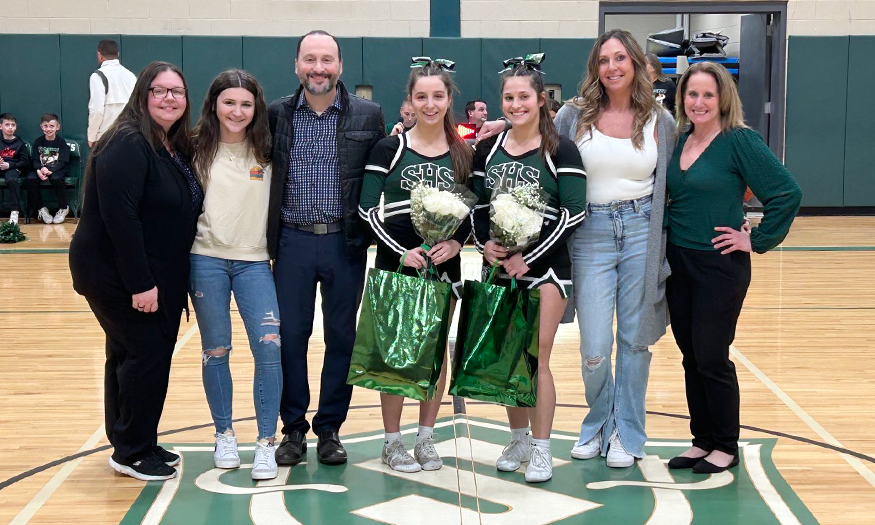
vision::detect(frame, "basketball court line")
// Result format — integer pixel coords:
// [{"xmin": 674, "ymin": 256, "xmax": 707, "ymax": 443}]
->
[
  {"xmin": 731, "ymin": 344, "xmax": 875, "ymax": 490},
  {"xmin": 8, "ymin": 322, "xmax": 199, "ymax": 525}
]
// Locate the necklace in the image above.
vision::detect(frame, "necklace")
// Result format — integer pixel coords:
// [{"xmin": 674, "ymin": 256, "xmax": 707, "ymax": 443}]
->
[{"xmin": 687, "ymin": 127, "xmax": 721, "ymax": 147}]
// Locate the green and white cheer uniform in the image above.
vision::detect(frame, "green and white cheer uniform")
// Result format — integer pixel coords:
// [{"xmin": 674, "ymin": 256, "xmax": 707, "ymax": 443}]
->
[
  {"xmin": 472, "ymin": 131, "xmax": 587, "ymax": 298},
  {"xmin": 359, "ymin": 132, "xmax": 471, "ymax": 299}
]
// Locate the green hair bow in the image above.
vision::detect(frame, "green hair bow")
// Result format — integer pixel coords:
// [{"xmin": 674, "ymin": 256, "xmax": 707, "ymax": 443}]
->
[
  {"xmin": 410, "ymin": 56, "xmax": 456, "ymax": 72},
  {"xmin": 499, "ymin": 53, "xmax": 545, "ymax": 74}
]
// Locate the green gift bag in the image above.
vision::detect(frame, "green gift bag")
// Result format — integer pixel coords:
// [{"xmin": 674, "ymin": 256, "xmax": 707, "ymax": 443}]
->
[
  {"xmin": 347, "ymin": 265, "xmax": 452, "ymax": 401},
  {"xmin": 449, "ymin": 267, "xmax": 541, "ymax": 407}
]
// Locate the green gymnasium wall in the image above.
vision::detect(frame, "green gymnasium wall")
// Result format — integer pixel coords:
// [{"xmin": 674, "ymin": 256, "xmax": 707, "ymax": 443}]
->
[
  {"xmin": 2, "ymin": 33, "xmax": 871, "ymax": 208},
  {"xmin": 785, "ymin": 35, "xmax": 875, "ymax": 207},
  {"xmin": 0, "ymin": 34, "xmax": 592, "ymax": 161}
]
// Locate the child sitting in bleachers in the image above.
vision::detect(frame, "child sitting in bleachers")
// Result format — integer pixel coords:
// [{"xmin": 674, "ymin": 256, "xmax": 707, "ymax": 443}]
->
[
  {"xmin": 28, "ymin": 113, "xmax": 71, "ymax": 224},
  {"xmin": 1, "ymin": 113, "xmax": 30, "ymax": 225}
]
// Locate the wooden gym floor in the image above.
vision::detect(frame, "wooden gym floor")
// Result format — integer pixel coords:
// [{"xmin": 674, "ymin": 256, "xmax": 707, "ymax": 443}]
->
[{"xmin": 0, "ymin": 216, "xmax": 873, "ymax": 524}]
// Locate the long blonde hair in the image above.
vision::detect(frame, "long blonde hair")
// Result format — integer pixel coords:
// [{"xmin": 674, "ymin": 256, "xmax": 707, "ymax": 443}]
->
[
  {"xmin": 676, "ymin": 61, "xmax": 747, "ymax": 132},
  {"xmin": 571, "ymin": 29, "xmax": 656, "ymax": 150}
]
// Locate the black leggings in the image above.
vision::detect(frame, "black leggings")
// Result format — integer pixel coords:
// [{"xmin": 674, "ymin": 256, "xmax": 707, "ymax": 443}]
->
[{"xmin": 666, "ymin": 242, "xmax": 751, "ymax": 455}]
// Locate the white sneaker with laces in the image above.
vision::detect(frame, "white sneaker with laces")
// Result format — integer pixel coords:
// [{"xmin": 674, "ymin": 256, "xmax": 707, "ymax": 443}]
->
[
  {"xmin": 495, "ymin": 438, "xmax": 532, "ymax": 472},
  {"xmin": 214, "ymin": 430, "xmax": 240, "ymax": 469},
  {"xmin": 571, "ymin": 434, "xmax": 601, "ymax": 460},
  {"xmin": 382, "ymin": 440, "xmax": 421, "ymax": 473},
  {"xmin": 8, "ymin": 211, "xmax": 18, "ymax": 225},
  {"xmin": 37, "ymin": 207, "xmax": 51, "ymax": 224},
  {"xmin": 53, "ymin": 206, "xmax": 69, "ymax": 224},
  {"xmin": 606, "ymin": 429, "xmax": 635, "ymax": 468},
  {"xmin": 414, "ymin": 436, "xmax": 443, "ymax": 471},
  {"xmin": 525, "ymin": 446, "xmax": 553, "ymax": 483},
  {"xmin": 251, "ymin": 440, "xmax": 278, "ymax": 480}
]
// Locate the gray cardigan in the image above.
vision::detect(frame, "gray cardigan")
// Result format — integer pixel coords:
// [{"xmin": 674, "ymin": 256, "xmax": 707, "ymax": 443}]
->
[{"xmin": 555, "ymin": 103, "xmax": 678, "ymax": 347}]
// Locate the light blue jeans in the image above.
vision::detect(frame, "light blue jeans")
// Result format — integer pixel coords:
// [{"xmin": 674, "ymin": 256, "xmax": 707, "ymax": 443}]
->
[
  {"xmin": 571, "ymin": 195, "xmax": 653, "ymax": 458},
  {"xmin": 189, "ymin": 254, "xmax": 282, "ymax": 441}
]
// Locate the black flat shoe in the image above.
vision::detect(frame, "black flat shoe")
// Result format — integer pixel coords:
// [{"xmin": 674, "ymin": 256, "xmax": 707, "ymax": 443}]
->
[
  {"xmin": 275, "ymin": 431, "xmax": 307, "ymax": 466},
  {"xmin": 667, "ymin": 454, "xmax": 707, "ymax": 470},
  {"xmin": 317, "ymin": 429, "xmax": 347, "ymax": 465},
  {"xmin": 693, "ymin": 454, "xmax": 739, "ymax": 474}
]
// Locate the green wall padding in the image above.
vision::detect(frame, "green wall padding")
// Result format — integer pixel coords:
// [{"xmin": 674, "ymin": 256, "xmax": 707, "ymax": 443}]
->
[
  {"xmin": 337, "ymin": 37, "xmax": 364, "ymax": 95},
  {"xmin": 480, "ymin": 39, "xmax": 539, "ymax": 115},
  {"xmin": 422, "ymin": 38, "xmax": 481, "ymax": 123},
  {"xmin": 120, "ymin": 35, "xmax": 183, "ymax": 77},
  {"xmin": 539, "ymin": 38, "xmax": 594, "ymax": 102},
  {"xmin": 59, "ymin": 34, "xmax": 119, "ymax": 151},
  {"xmin": 0, "ymin": 35, "xmax": 62, "ymax": 145},
  {"xmin": 785, "ymin": 36, "xmax": 848, "ymax": 207},
  {"xmin": 362, "ymin": 38, "xmax": 423, "ymax": 117},
  {"xmin": 181, "ymin": 36, "xmax": 243, "ymax": 125},
  {"xmin": 843, "ymin": 36, "xmax": 875, "ymax": 206},
  {"xmin": 242, "ymin": 37, "xmax": 298, "ymax": 106}
]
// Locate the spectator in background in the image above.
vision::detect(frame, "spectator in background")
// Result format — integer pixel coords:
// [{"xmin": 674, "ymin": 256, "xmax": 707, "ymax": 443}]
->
[
  {"xmin": 645, "ymin": 53, "xmax": 676, "ymax": 115},
  {"xmin": 389, "ymin": 100, "xmax": 416, "ymax": 136},
  {"xmin": 457, "ymin": 99, "xmax": 488, "ymax": 140},
  {"xmin": 88, "ymin": 39, "xmax": 137, "ymax": 148},
  {"xmin": 547, "ymin": 98, "xmax": 561, "ymax": 120},
  {"xmin": 29, "ymin": 113, "xmax": 71, "ymax": 224},
  {"xmin": 1, "ymin": 113, "xmax": 30, "ymax": 225}
]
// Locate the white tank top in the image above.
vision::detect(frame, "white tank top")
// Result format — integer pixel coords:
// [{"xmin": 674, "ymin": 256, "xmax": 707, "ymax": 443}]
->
[{"xmin": 577, "ymin": 111, "xmax": 658, "ymax": 204}]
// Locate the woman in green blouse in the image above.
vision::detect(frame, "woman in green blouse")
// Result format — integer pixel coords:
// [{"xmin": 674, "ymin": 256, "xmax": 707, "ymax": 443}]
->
[{"xmin": 665, "ymin": 62, "xmax": 802, "ymax": 474}]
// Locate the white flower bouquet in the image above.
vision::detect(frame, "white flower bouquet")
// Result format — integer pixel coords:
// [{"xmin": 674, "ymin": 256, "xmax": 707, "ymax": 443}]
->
[
  {"xmin": 410, "ymin": 182, "xmax": 477, "ymax": 249},
  {"xmin": 489, "ymin": 181, "xmax": 548, "ymax": 253}
]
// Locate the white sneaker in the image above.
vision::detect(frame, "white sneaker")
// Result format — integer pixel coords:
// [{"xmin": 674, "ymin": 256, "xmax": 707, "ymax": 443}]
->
[
  {"xmin": 525, "ymin": 446, "xmax": 553, "ymax": 483},
  {"xmin": 214, "ymin": 430, "xmax": 240, "ymax": 469},
  {"xmin": 571, "ymin": 434, "xmax": 601, "ymax": 460},
  {"xmin": 606, "ymin": 429, "xmax": 635, "ymax": 468},
  {"xmin": 381, "ymin": 440, "xmax": 421, "ymax": 473},
  {"xmin": 8, "ymin": 211, "xmax": 18, "ymax": 225},
  {"xmin": 52, "ymin": 206, "xmax": 69, "ymax": 224},
  {"xmin": 37, "ymin": 207, "xmax": 51, "ymax": 224},
  {"xmin": 495, "ymin": 438, "xmax": 532, "ymax": 472},
  {"xmin": 414, "ymin": 436, "xmax": 443, "ymax": 471},
  {"xmin": 251, "ymin": 440, "xmax": 278, "ymax": 480}
]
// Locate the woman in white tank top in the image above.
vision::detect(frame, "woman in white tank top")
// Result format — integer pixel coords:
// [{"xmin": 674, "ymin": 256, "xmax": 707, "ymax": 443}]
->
[{"xmin": 554, "ymin": 30, "xmax": 676, "ymax": 468}]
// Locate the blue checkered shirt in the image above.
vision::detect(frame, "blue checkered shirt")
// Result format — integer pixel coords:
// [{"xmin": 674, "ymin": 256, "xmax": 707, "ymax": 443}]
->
[{"xmin": 281, "ymin": 90, "xmax": 343, "ymax": 225}]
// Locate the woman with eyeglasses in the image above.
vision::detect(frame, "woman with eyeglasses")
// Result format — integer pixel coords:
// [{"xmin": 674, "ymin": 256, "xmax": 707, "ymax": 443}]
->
[{"xmin": 70, "ymin": 61, "xmax": 203, "ymax": 481}]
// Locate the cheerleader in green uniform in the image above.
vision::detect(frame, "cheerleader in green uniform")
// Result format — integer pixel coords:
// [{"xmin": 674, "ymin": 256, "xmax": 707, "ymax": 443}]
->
[
  {"xmin": 472, "ymin": 54, "xmax": 587, "ymax": 482},
  {"xmin": 359, "ymin": 58, "xmax": 473, "ymax": 473}
]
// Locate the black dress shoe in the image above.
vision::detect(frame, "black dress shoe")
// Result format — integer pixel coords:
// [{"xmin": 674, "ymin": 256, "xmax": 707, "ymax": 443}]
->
[
  {"xmin": 317, "ymin": 430, "xmax": 347, "ymax": 465},
  {"xmin": 667, "ymin": 454, "xmax": 707, "ymax": 470},
  {"xmin": 693, "ymin": 454, "xmax": 739, "ymax": 474},
  {"xmin": 275, "ymin": 431, "xmax": 307, "ymax": 466}
]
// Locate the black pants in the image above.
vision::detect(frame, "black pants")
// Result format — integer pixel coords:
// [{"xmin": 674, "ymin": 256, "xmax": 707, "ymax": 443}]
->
[
  {"xmin": 3, "ymin": 169, "xmax": 22, "ymax": 211},
  {"xmin": 666, "ymin": 242, "xmax": 751, "ymax": 455},
  {"xmin": 26, "ymin": 172, "xmax": 68, "ymax": 213},
  {"xmin": 274, "ymin": 225, "xmax": 367, "ymax": 435},
  {"xmin": 87, "ymin": 297, "xmax": 181, "ymax": 464}
]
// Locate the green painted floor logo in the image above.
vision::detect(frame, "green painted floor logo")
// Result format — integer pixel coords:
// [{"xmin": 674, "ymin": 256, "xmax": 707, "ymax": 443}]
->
[{"xmin": 122, "ymin": 417, "xmax": 817, "ymax": 524}]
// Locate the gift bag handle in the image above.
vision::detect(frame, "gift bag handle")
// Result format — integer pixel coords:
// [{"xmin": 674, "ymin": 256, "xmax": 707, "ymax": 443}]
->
[{"xmin": 485, "ymin": 262, "xmax": 516, "ymax": 290}]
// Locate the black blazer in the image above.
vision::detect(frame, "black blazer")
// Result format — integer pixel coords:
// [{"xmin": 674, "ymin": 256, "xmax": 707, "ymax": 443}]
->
[
  {"xmin": 70, "ymin": 130, "xmax": 199, "ymax": 321},
  {"xmin": 266, "ymin": 81, "xmax": 386, "ymax": 259}
]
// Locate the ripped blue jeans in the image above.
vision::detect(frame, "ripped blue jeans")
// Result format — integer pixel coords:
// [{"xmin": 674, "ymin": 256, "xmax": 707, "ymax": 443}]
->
[{"xmin": 190, "ymin": 254, "xmax": 282, "ymax": 441}]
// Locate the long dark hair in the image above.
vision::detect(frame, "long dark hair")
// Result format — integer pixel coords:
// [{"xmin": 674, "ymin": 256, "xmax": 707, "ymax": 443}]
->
[
  {"xmin": 83, "ymin": 62, "xmax": 193, "ymax": 195},
  {"xmin": 572, "ymin": 29, "xmax": 656, "ymax": 150},
  {"xmin": 406, "ymin": 64, "xmax": 472, "ymax": 183},
  {"xmin": 192, "ymin": 69, "xmax": 271, "ymax": 187},
  {"xmin": 500, "ymin": 67, "xmax": 559, "ymax": 157}
]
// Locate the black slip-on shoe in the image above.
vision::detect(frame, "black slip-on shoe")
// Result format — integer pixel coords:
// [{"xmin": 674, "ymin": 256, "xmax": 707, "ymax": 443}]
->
[
  {"xmin": 317, "ymin": 429, "xmax": 347, "ymax": 465},
  {"xmin": 275, "ymin": 431, "xmax": 307, "ymax": 466}
]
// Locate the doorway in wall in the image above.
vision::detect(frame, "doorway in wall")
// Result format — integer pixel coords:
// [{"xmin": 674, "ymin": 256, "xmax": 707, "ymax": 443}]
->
[{"xmin": 599, "ymin": 2, "xmax": 788, "ymax": 160}]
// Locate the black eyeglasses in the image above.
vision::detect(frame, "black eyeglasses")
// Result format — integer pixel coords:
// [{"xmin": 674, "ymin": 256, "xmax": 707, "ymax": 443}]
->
[{"xmin": 149, "ymin": 87, "xmax": 187, "ymax": 99}]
